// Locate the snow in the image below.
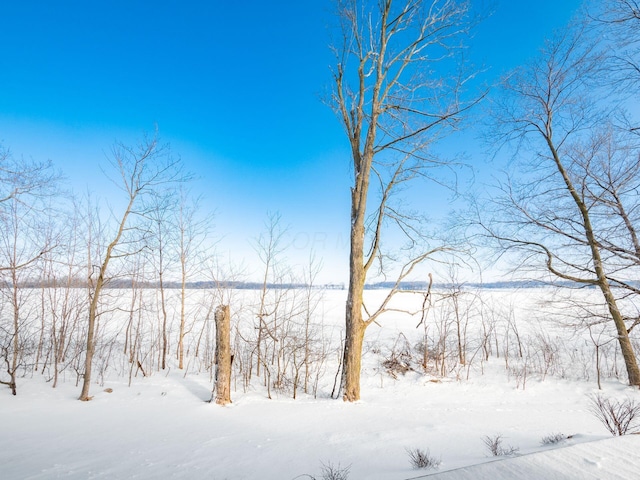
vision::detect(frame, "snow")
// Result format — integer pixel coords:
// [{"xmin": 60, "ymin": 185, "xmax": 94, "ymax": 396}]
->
[
  {"xmin": 410, "ymin": 436, "xmax": 640, "ymax": 480},
  {"xmin": 2, "ymin": 288, "xmax": 640, "ymax": 479}
]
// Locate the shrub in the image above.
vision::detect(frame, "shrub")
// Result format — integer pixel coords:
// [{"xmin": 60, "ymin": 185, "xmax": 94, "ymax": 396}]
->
[
  {"xmin": 295, "ymin": 462, "xmax": 350, "ymax": 480},
  {"xmin": 540, "ymin": 433, "xmax": 567, "ymax": 446},
  {"xmin": 588, "ymin": 393, "xmax": 640, "ymax": 436},
  {"xmin": 318, "ymin": 461, "xmax": 350, "ymax": 480},
  {"xmin": 482, "ymin": 434, "xmax": 519, "ymax": 456},
  {"xmin": 406, "ymin": 447, "xmax": 441, "ymax": 470}
]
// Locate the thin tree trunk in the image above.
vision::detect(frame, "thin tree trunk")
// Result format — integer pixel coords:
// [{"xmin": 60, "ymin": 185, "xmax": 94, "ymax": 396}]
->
[
  {"xmin": 9, "ymin": 275, "xmax": 19, "ymax": 395},
  {"xmin": 159, "ymin": 267, "xmax": 168, "ymax": 370},
  {"xmin": 79, "ymin": 286, "xmax": 100, "ymax": 401},
  {"xmin": 303, "ymin": 306, "xmax": 311, "ymax": 394},
  {"xmin": 35, "ymin": 286, "xmax": 46, "ymax": 372},
  {"xmin": 178, "ymin": 245, "xmax": 186, "ymax": 369},
  {"xmin": 454, "ymin": 296, "xmax": 465, "ymax": 365},
  {"xmin": 256, "ymin": 255, "xmax": 271, "ymax": 377}
]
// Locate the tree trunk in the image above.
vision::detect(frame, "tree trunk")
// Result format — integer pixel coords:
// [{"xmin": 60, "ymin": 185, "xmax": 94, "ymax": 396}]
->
[
  {"xmin": 213, "ymin": 304, "xmax": 232, "ymax": 405},
  {"xmin": 178, "ymin": 246, "xmax": 186, "ymax": 369},
  {"xmin": 341, "ymin": 201, "xmax": 368, "ymax": 401},
  {"xmin": 598, "ymin": 279, "xmax": 640, "ymax": 386},
  {"xmin": 9, "ymin": 264, "xmax": 20, "ymax": 396},
  {"xmin": 159, "ymin": 269, "xmax": 168, "ymax": 371},
  {"xmin": 341, "ymin": 307, "xmax": 366, "ymax": 402},
  {"xmin": 79, "ymin": 290, "xmax": 100, "ymax": 401}
]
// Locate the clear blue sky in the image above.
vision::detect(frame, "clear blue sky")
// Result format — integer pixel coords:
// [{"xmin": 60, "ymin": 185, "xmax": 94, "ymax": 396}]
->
[{"xmin": 0, "ymin": 0, "xmax": 583, "ymax": 283}]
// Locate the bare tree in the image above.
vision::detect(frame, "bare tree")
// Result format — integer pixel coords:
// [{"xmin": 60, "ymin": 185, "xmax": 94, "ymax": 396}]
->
[
  {"xmin": 330, "ymin": 0, "xmax": 481, "ymax": 401},
  {"xmin": 0, "ymin": 145, "xmax": 58, "ymax": 208},
  {"xmin": 146, "ymin": 192, "xmax": 176, "ymax": 371},
  {"xmin": 40, "ymin": 204, "xmax": 85, "ymax": 388},
  {"xmin": 0, "ymin": 145, "xmax": 59, "ymax": 395},
  {"xmin": 79, "ymin": 132, "xmax": 182, "ymax": 401},
  {"xmin": 176, "ymin": 190, "xmax": 213, "ymax": 370},
  {"xmin": 300, "ymin": 253, "xmax": 324, "ymax": 395},
  {"xmin": 484, "ymin": 24, "xmax": 640, "ymax": 386},
  {"xmin": 594, "ymin": 0, "xmax": 640, "ymax": 91},
  {"xmin": 251, "ymin": 212, "xmax": 289, "ymax": 381},
  {"xmin": 589, "ymin": 392, "xmax": 640, "ymax": 436},
  {"xmin": 0, "ymin": 196, "xmax": 45, "ymax": 394}
]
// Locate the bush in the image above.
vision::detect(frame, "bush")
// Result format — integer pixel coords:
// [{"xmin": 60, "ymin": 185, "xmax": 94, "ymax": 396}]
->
[
  {"xmin": 588, "ymin": 393, "xmax": 640, "ymax": 436},
  {"xmin": 482, "ymin": 434, "xmax": 519, "ymax": 456},
  {"xmin": 540, "ymin": 433, "xmax": 567, "ymax": 446},
  {"xmin": 295, "ymin": 462, "xmax": 350, "ymax": 480},
  {"xmin": 406, "ymin": 447, "xmax": 441, "ymax": 470},
  {"xmin": 318, "ymin": 461, "xmax": 350, "ymax": 480}
]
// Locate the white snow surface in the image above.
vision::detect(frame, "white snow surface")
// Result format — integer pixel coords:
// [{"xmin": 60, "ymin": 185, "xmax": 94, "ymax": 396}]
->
[
  {"xmin": 2, "ymin": 288, "xmax": 640, "ymax": 479},
  {"xmin": 408, "ymin": 435, "xmax": 640, "ymax": 480}
]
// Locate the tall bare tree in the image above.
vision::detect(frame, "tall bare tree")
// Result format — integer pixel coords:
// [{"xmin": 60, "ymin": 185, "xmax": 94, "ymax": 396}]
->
[
  {"xmin": 0, "ymin": 145, "xmax": 58, "ymax": 395},
  {"xmin": 146, "ymin": 192, "xmax": 176, "ymax": 371},
  {"xmin": 176, "ymin": 190, "xmax": 212, "ymax": 370},
  {"xmin": 79, "ymin": 132, "xmax": 182, "ymax": 401},
  {"xmin": 485, "ymin": 24, "xmax": 640, "ymax": 386},
  {"xmin": 39, "ymin": 202, "xmax": 85, "ymax": 389},
  {"xmin": 330, "ymin": 0, "xmax": 481, "ymax": 401},
  {"xmin": 252, "ymin": 212, "xmax": 289, "ymax": 381}
]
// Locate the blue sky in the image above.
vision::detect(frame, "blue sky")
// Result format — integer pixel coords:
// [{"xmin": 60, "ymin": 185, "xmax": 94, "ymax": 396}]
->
[{"xmin": 0, "ymin": 0, "xmax": 583, "ymax": 283}]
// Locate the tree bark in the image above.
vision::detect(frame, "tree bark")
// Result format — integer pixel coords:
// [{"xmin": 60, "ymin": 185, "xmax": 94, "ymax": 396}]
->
[
  {"xmin": 79, "ymin": 290, "xmax": 99, "ymax": 401},
  {"xmin": 341, "ymin": 303, "xmax": 366, "ymax": 401},
  {"xmin": 341, "ymin": 171, "xmax": 370, "ymax": 401},
  {"xmin": 213, "ymin": 304, "xmax": 232, "ymax": 405},
  {"xmin": 598, "ymin": 279, "xmax": 640, "ymax": 385}
]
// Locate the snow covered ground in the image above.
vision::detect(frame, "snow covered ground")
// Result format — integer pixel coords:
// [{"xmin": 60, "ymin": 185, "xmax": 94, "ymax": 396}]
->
[
  {"xmin": 2, "ymin": 288, "xmax": 639, "ymax": 479},
  {"xmin": 2, "ymin": 368, "xmax": 635, "ymax": 479},
  {"xmin": 412, "ymin": 435, "xmax": 640, "ymax": 480}
]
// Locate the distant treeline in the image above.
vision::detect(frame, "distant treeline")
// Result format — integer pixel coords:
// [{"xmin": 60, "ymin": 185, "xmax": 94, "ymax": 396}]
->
[
  {"xmin": 0, "ymin": 278, "xmax": 609, "ymax": 290},
  {"xmin": 365, "ymin": 280, "xmax": 601, "ymax": 290}
]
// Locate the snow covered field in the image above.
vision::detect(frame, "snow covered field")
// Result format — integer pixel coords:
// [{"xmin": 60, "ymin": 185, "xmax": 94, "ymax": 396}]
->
[
  {"xmin": 420, "ymin": 435, "xmax": 640, "ymax": 480},
  {"xmin": 2, "ymin": 287, "xmax": 639, "ymax": 479}
]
